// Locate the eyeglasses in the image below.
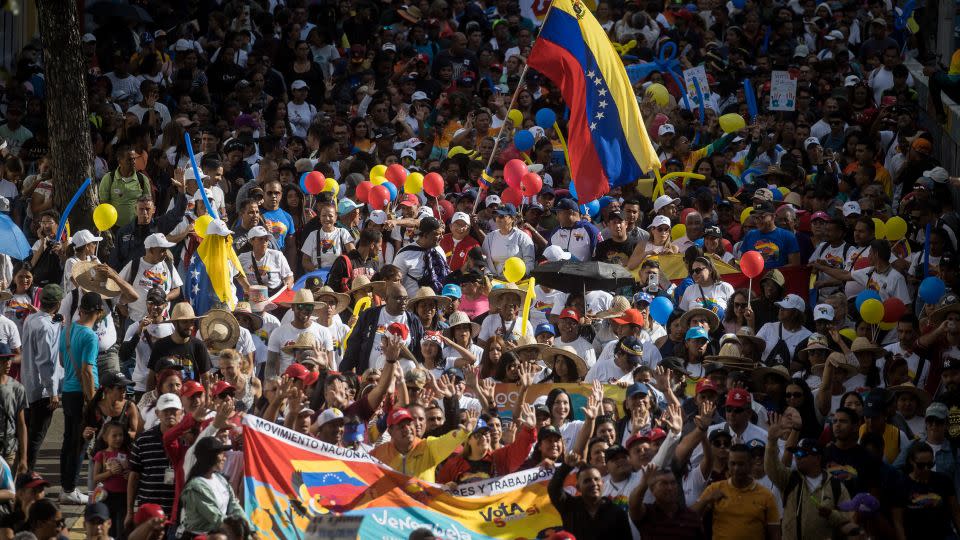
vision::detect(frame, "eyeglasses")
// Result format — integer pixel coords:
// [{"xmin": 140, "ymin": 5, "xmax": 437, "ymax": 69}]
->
[
  {"xmin": 914, "ymin": 461, "xmax": 935, "ymax": 469},
  {"xmin": 725, "ymin": 406, "xmax": 746, "ymax": 414},
  {"xmin": 294, "ymin": 303, "xmax": 315, "ymax": 311},
  {"xmin": 734, "ymin": 302, "xmax": 748, "ymax": 309},
  {"xmin": 711, "ymin": 439, "xmax": 731, "ymax": 448},
  {"xmin": 785, "ymin": 392, "xmax": 804, "ymax": 399},
  {"xmin": 793, "ymin": 450, "xmax": 813, "ymax": 459}
]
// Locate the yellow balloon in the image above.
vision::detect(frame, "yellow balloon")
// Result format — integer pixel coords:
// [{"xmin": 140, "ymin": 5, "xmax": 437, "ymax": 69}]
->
[
  {"xmin": 322, "ymin": 177, "xmax": 339, "ymax": 196},
  {"xmin": 404, "ymin": 172, "xmax": 424, "ymax": 194},
  {"xmin": 878, "ymin": 321, "xmax": 896, "ymax": 331},
  {"xmin": 371, "ymin": 176, "xmax": 388, "ymax": 186},
  {"xmin": 194, "ymin": 214, "xmax": 213, "ymax": 239},
  {"xmin": 92, "ymin": 203, "xmax": 118, "ymax": 230},
  {"xmin": 838, "ymin": 328, "xmax": 857, "ymax": 341},
  {"xmin": 719, "ymin": 113, "xmax": 746, "ymax": 134},
  {"xmin": 885, "ymin": 216, "xmax": 908, "ymax": 242},
  {"xmin": 872, "ymin": 218, "xmax": 886, "ymax": 240},
  {"xmin": 645, "ymin": 83, "xmax": 669, "ymax": 106},
  {"xmin": 777, "ymin": 187, "xmax": 790, "ymax": 196},
  {"xmin": 503, "ymin": 256, "xmax": 526, "ymax": 283},
  {"xmin": 859, "ymin": 298, "xmax": 884, "ymax": 325},
  {"xmin": 370, "ymin": 164, "xmax": 387, "ymax": 181},
  {"xmin": 740, "ymin": 207, "xmax": 753, "ymax": 224},
  {"xmin": 671, "ymin": 223, "xmax": 687, "ymax": 241},
  {"xmin": 508, "ymin": 109, "xmax": 524, "ymax": 127}
]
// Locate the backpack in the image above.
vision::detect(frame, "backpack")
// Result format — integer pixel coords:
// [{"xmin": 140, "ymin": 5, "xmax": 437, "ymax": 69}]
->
[
  {"xmin": 101, "ymin": 168, "xmax": 152, "ymax": 205},
  {"xmin": 335, "ymin": 254, "xmax": 353, "ymax": 293}
]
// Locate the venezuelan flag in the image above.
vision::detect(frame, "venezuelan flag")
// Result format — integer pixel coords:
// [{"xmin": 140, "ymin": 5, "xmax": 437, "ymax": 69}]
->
[{"xmin": 528, "ymin": 0, "xmax": 660, "ymax": 203}]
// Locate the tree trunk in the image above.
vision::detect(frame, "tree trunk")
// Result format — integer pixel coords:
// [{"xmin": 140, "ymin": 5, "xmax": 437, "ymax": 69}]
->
[{"xmin": 37, "ymin": 0, "xmax": 97, "ymax": 233}]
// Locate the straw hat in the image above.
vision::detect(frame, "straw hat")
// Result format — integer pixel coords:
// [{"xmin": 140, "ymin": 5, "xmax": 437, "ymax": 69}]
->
[
  {"xmin": 313, "ymin": 286, "xmax": 351, "ymax": 314},
  {"xmin": 200, "ymin": 309, "xmax": 240, "ymax": 353},
  {"xmin": 512, "ymin": 343, "xmax": 547, "ymax": 358},
  {"xmin": 279, "ymin": 289, "xmax": 321, "ymax": 308},
  {"xmin": 929, "ymin": 295, "xmax": 960, "ymax": 325},
  {"xmin": 735, "ymin": 326, "xmax": 766, "ymax": 354},
  {"xmin": 850, "ymin": 337, "xmax": 884, "ymax": 358},
  {"xmin": 72, "ymin": 261, "xmax": 121, "ymax": 299},
  {"xmin": 232, "ymin": 302, "xmax": 263, "ymax": 330},
  {"xmin": 752, "ymin": 364, "xmax": 791, "ymax": 388},
  {"xmin": 489, "ymin": 283, "xmax": 525, "ymax": 310},
  {"xmin": 444, "ymin": 310, "xmax": 480, "ymax": 338},
  {"xmin": 888, "ymin": 382, "xmax": 931, "ymax": 409},
  {"xmin": 407, "ymin": 286, "xmax": 453, "ymax": 313},
  {"xmin": 798, "ymin": 332, "xmax": 832, "ymax": 364},
  {"xmin": 281, "ymin": 332, "xmax": 319, "ymax": 355},
  {"xmin": 704, "ymin": 342, "xmax": 756, "ymax": 369},
  {"xmin": 595, "ymin": 295, "xmax": 631, "ymax": 319},
  {"xmin": 812, "ymin": 352, "xmax": 859, "ymax": 377},
  {"xmin": 168, "ymin": 302, "xmax": 205, "ymax": 322},
  {"xmin": 543, "ymin": 345, "xmax": 588, "ymax": 379},
  {"xmin": 680, "ymin": 307, "xmax": 720, "ymax": 332},
  {"xmin": 347, "ymin": 276, "xmax": 384, "ymax": 296}
]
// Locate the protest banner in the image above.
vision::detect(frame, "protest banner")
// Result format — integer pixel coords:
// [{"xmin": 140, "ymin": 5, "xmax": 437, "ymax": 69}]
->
[
  {"xmin": 242, "ymin": 415, "xmax": 564, "ymax": 540},
  {"xmin": 769, "ymin": 70, "xmax": 798, "ymax": 111},
  {"xmin": 683, "ymin": 65, "xmax": 710, "ymax": 97},
  {"xmin": 468, "ymin": 383, "xmax": 627, "ymax": 421}
]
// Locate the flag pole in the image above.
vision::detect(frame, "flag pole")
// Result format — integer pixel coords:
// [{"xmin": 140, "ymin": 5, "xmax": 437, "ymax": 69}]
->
[{"xmin": 471, "ymin": 3, "xmax": 557, "ymax": 215}]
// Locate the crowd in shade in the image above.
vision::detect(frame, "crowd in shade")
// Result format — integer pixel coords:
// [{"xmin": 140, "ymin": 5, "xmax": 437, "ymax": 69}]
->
[{"xmin": 2, "ymin": 0, "xmax": 960, "ymax": 537}]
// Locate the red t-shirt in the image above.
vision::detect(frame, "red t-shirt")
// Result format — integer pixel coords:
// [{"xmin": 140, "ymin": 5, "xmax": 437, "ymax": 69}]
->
[
  {"xmin": 439, "ymin": 234, "xmax": 480, "ymax": 271},
  {"xmin": 94, "ymin": 449, "xmax": 130, "ymax": 493}
]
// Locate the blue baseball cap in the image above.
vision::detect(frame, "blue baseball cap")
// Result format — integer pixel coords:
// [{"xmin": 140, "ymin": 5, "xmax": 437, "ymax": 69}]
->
[
  {"xmin": 495, "ymin": 203, "xmax": 518, "ymax": 216},
  {"xmin": 473, "ymin": 418, "xmax": 490, "ymax": 434},
  {"xmin": 633, "ymin": 292, "xmax": 654, "ymax": 305},
  {"xmin": 337, "ymin": 198, "xmax": 362, "ymax": 215},
  {"xmin": 535, "ymin": 323, "xmax": 557, "ymax": 336},
  {"xmin": 617, "ymin": 336, "xmax": 644, "ymax": 365},
  {"xmin": 626, "ymin": 382, "xmax": 650, "ymax": 398},
  {"xmin": 685, "ymin": 326, "xmax": 709, "ymax": 340},
  {"xmin": 555, "ymin": 198, "xmax": 580, "ymax": 212},
  {"xmin": 441, "ymin": 284, "xmax": 462, "ymax": 299}
]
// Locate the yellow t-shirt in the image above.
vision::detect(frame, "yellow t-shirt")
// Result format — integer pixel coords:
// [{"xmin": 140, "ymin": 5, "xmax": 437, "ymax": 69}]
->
[
  {"xmin": 699, "ymin": 479, "xmax": 781, "ymax": 540},
  {"xmin": 949, "ymin": 49, "xmax": 960, "ymax": 76}
]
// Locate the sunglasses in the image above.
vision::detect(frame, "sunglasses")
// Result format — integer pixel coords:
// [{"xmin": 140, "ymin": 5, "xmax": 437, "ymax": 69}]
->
[
  {"xmin": 711, "ymin": 439, "xmax": 731, "ymax": 448},
  {"xmin": 914, "ymin": 461, "xmax": 934, "ymax": 469},
  {"xmin": 927, "ymin": 417, "xmax": 946, "ymax": 425},
  {"xmin": 734, "ymin": 302, "xmax": 748, "ymax": 309},
  {"xmin": 293, "ymin": 303, "xmax": 315, "ymax": 311},
  {"xmin": 725, "ymin": 406, "xmax": 746, "ymax": 414},
  {"xmin": 785, "ymin": 392, "xmax": 804, "ymax": 399},
  {"xmin": 793, "ymin": 450, "xmax": 814, "ymax": 459}
]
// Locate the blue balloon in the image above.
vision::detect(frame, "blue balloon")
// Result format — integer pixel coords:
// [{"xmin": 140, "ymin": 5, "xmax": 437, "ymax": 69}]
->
[
  {"xmin": 384, "ymin": 181, "xmax": 398, "ymax": 201},
  {"xmin": 568, "ymin": 181, "xmax": 578, "ymax": 201},
  {"xmin": 732, "ymin": 0, "xmax": 746, "ymax": 8},
  {"xmin": 580, "ymin": 200, "xmax": 600, "ymax": 218},
  {"xmin": 919, "ymin": 276, "xmax": 947, "ymax": 305},
  {"xmin": 535, "ymin": 108, "xmax": 557, "ymax": 129},
  {"xmin": 771, "ymin": 189, "xmax": 783, "ymax": 201},
  {"xmin": 650, "ymin": 296, "xmax": 674, "ymax": 326},
  {"xmin": 855, "ymin": 290, "xmax": 881, "ymax": 311},
  {"xmin": 299, "ymin": 172, "xmax": 308, "ymax": 194},
  {"xmin": 514, "ymin": 130, "xmax": 535, "ymax": 152}
]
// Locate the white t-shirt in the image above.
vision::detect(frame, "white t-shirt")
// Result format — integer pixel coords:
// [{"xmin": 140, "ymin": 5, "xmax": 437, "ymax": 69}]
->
[
  {"xmin": 287, "ymin": 101, "xmax": 316, "ymax": 138},
  {"xmin": 238, "ymin": 249, "xmax": 292, "ymax": 290},
  {"xmin": 678, "ymin": 281, "xmax": 735, "ymax": 312},
  {"xmin": 0, "ymin": 315, "xmax": 21, "ymax": 352},
  {"xmin": 881, "ymin": 342, "xmax": 929, "ymax": 389},
  {"xmin": 554, "ymin": 335, "xmax": 598, "ymax": 368},
  {"xmin": 266, "ymin": 322, "xmax": 333, "ymax": 371},
  {"xmin": 301, "ymin": 227, "xmax": 354, "ymax": 269},
  {"xmin": 325, "ymin": 319, "xmax": 350, "ymax": 368},
  {"xmin": 442, "ymin": 343, "xmax": 485, "ymax": 369},
  {"xmin": 530, "ymin": 286, "xmax": 565, "ymax": 325},
  {"xmin": 586, "ymin": 338, "xmax": 662, "ymax": 382},
  {"xmin": 124, "ymin": 322, "xmax": 174, "ymax": 391},
  {"xmin": 481, "ymin": 228, "xmax": 535, "ymax": 276},
  {"xmin": 756, "ymin": 322, "xmax": 812, "ymax": 365},
  {"xmin": 366, "ymin": 310, "xmax": 412, "ymax": 371},
  {"xmin": 0, "ymin": 180, "xmax": 18, "ymax": 200},
  {"xmin": 250, "ymin": 312, "xmax": 281, "ymax": 367},
  {"xmin": 851, "ymin": 265, "xmax": 911, "ymax": 303},
  {"xmin": 548, "ymin": 226, "xmax": 595, "ymax": 262},
  {"xmin": 478, "ymin": 314, "xmax": 535, "ymax": 345},
  {"xmin": 392, "ymin": 245, "xmax": 447, "ymax": 296},
  {"xmin": 120, "ymin": 258, "xmax": 183, "ymax": 321}
]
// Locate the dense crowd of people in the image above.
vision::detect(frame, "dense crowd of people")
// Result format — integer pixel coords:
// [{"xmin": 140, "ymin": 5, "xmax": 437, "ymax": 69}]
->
[{"xmin": 1, "ymin": 0, "xmax": 960, "ymax": 538}]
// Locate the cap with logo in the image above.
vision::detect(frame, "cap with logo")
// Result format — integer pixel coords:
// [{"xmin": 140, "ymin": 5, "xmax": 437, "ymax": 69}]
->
[
  {"xmin": 775, "ymin": 294, "xmax": 806, "ymax": 312},
  {"xmin": 725, "ymin": 388, "xmax": 752, "ymax": 407},
  {"xmin": 842, "ymin": 201, "xmax": 862, "ymax": 217},
  {"xmin": 813, "ymin": 303, "xmax": 835, "ymax": 321}
]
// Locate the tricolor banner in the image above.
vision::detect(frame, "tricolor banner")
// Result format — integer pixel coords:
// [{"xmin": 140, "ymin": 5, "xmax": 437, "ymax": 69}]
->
[{"xmin": 242, "ymin": 415, "xmax": 565, "ymax": 539}]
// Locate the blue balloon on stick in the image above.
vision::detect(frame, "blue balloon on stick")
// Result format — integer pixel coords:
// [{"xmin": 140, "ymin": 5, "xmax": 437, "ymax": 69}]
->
[
  {"xmin": 580, "ymin": 200, "xmax": 600, "ymax": 218},
  {"xmin": 299, "ymin": 172, "xmax": 308, "ymax": 194},
  {"xmin": 650, "ymin": 296, "xmax": 674, "ymax": 325},
  {"xmin": 919, "ymin": 276, "xmax": 947, "ymax": 305},
  {"xmin": 384, "ymin": 181, "xmax": 398, "ymax": 201},
  {"xmin": 535, "ymin": 108, "xmax": 557, "ymax": 129},
  {"xmin": 514, "ymin": 130, "xmax": 535, "ymax": 152}
]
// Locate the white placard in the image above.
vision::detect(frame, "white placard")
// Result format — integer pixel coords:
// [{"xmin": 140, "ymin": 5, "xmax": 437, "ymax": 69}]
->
[{"xmin": 770, "ymin": 70, "xmax": 798, "ymax": 111}]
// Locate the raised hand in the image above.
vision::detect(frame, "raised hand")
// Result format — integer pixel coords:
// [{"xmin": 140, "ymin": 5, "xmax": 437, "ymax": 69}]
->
[
  {"xmin": 563, "ymin": 452, "xmax": 582, "ymax": 468},
  {"xmin": 213, "ymin": 398, "xmax": 236, "ymax": 429},
  {"xmin": 664, "ymin": 403, "xmax": 682, "ymax": 433},
  {"xmin": 382, "ymin": 333, "xmax": 402, "ymax": 363},
  {"xmin": 767, "ymin": 412, "xmax": 786, "ymax": 440},
  {"xmin": 478, "ymin": 378, "xmax": 497, "ymax": 407},
  {"xmin": 591, "ymin": 380, "xmax": 604, "ymax": 403},
  {"xmin": 582, "ymin": 393, "xmax": 601, "ymax": 420},
  {"xmin": 517, "ymin": 362, "xmax": 535, "ymax": 389},
  {"xmin": 653, "ymin": 365, "xmax": 670, "ymax": 390},
  {"xmin": 463, "ymin": 365, "xmax": 480, "ymax": 389},
  {"xmin": 501, "ymin": 420, "xmax": 518, "ymax": 444},
  {"xmin": 695, "ymin": 400, "xmax": 715, "ymax": 431},
  {"xmin": 517, "ymin": 403, "xmax": 536, "ymax": 428},
  {"xmin": 463, "ymin": 407, "xmax": 480, "ymax": 432},
  {"xmin": 416, "ymin": 386, "xmax": 437, "ymax": 408},
  {"xmin": 434, "ymin": 374, "xmax": 457, "ymax": 399}
]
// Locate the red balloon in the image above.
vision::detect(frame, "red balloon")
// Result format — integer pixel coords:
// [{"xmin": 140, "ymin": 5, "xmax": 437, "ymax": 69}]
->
[
  {"xmin": 423, "ymin": 172, "xmax": 445, "ymax": 197},
  {"xmin": 304, "ymin": 171, "xmax": 325, "ymax": 195},
  {"xmin": 384, "ymin": 164, "xmax": 407, "ymax": 188},
  {"xmin": 501, "ymin": 187, "xmax": 523, "ymax": 206},
  {"xmin": 355, "ymin": 181, "xmax": 373, "ymax": 203},
  {"xmin": 740, "ymin": 250, "xmax": 765, "ymax": 279},
  {"xmin": 504, "ymin": 159, "xmax": 527, "ymax": 191},
  {"xmin": 882, "ymin": 297, "xmax": 906, "ymax": 323},
  {"xmin": 437, "ymin": 199, "xmax": 455, "ymax": 222},
  {"xmin": 520, "ymin": 172, "xmax": 543, "ymax": 196},
  {"xmin": 368, "ymin": 185, "xmax": 391, "ymax": 210}
]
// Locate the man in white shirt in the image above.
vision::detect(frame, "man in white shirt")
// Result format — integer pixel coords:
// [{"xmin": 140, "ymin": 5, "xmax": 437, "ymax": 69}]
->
[
  {"xmin": 392, "ymin": 217, "xmax": 449, "ymax": 295},
  {"xmin": 692, "ymin": 388, "xmax": 770, "ymax": 465},
  {"xmin": 127, "ymin": 80, "xmax": 171, "ymax": 128},
  {"xmin": 814, "ymin": 239, "xmax": 911, "ymax": 305},
  {"xmin": 586, "ymin": 334, "xmax": 650, "ymax": 383},
  {"xmin": 119, "ymin": 234, "xmax": 183, "ymax": 327},
  {"xmin": 265, "ymin": 290, "xmax": 333, "ymax": 378},
  {"xmin": 554, "ymin": 308, "xmax": 598, "ymax": 368},
  {"xmin": 882, "ymin": 316, "xmax": 930, "ymax": 388}
]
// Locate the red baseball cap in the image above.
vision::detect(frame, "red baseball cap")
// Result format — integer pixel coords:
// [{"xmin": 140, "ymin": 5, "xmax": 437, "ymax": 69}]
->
[
  {"xmin": 303, "ymin": 371, "xmax": 319, "ymax": 387},
  {"xmin": 625, "ymin": 431, "xmax": 652, "ymax": 448},
  {"xmin": 559, "ymin": 308, "xmax": 581, "ymax": 322},
  {"xmin": 284, "ymin": 363, "xmax": 309, "ymax": 380},
  {"xmin": 134, "ymin": 503, "xmax": 172, "ymax": 526},
  {"xmin": 180, "ymin": 380, "xmax": 204, "ymax": 398},
  {"xmin": 696, "ymin": 379, "xmax": 719, "ymax": 395},
  {"xmin": 387, "ymin": 408, "xmax": 414, "ymax": 427},
  {"xmin": 612, "ymin": 308, "xmax": 645, "ymax": 326},
  {"xmin": 386, "ymin": 322, "xmax": 409, "ymax": 340},
  {"xmin": 810, "ymin": 211, "xmax": 831, "ymax": 222},
  {"xmin": 211, "ymin": 380, "xmax": 236, "ymax": 397},
  {"xmin": 725, "ymin": 388, "xmax": 752, "ymax": 408},
  {"xmin": 648, "ymin": 427, "xmax": 667, "ymax": 442},
  {"xmin": 398, "ymin": 193, "xmax": 420, "ymax": 207}
]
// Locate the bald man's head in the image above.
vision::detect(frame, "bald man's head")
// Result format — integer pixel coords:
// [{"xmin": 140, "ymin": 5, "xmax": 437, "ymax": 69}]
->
[{"xmin": 385, "ymin": 283, "xmax": 409, "ymax": 315}]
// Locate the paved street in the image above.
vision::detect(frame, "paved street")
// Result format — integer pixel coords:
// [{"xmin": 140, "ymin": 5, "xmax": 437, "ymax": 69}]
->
[{"xmin": 35, "ymin": 409, "xmax": 85, "ymax": 537}]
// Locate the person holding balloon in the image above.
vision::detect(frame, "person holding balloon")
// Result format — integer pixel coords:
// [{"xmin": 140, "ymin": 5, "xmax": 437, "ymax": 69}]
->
[
  {"xmin": 812, "ymin": 240, "xmax": 911, "ymax": 307},
  {"xmin": 480, "ymin": 204, "xmax": 535, "ymax": 279},
  {"xmin": 300, "ymin": 200, "xmax": 356, "ymax": 277}
]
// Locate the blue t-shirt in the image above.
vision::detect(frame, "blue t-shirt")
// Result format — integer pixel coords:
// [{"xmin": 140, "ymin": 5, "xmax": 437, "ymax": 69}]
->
[
  {"xmin": 60, "ymin": 323, "xmax": 99, "ymax": 394},
  {"xmin": 261, "ymin": 208, "xmax": 296, "ymax": 249},
  {"xmin": 740, "ymin": 227, "xmax": 800, "ymax": 269}
]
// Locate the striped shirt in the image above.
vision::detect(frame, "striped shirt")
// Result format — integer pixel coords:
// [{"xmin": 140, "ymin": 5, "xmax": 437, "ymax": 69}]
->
[{"xmin": 129, "ymin": 425, "xmax": 175, "ymax": 513}]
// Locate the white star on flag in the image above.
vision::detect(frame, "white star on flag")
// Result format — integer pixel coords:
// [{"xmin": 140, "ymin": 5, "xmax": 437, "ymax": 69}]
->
[
  {"xmin": 596, "ymin": 111, "xmax": 605, "ymax": 120},
  {"xmin": 598, "ymin": 89, "xmax": 607, "ymax": 96},
  {"xmin": 593, "ymin": 77, "xmax": 602, "ymax": 85},
  {"xmin": 587, "ymin": 70, "xmax": 596, "ymax": 78},
  {"xmin": 590, "ymin": 122, "xmax": 597, "ymax": 130},
  {"xmin": 599, "ymin": 100, "xmax": 608, "ymax": 108}
]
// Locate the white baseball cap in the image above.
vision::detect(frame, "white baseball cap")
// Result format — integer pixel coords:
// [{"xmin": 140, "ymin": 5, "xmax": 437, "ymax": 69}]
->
[
  {"xmin": 314, "ymin": 407, "xmax": 345, "ymax": 428},
  {"xmin": 844, "ymin": 75, "xmax": 862, "ymax": 87},
  {"xmin": 401, "ymin": 148, "xmax": 417, "ymax": 160},
  {"xmin": 813, "ymin": 303, "xmax": 835, "ymax": 321},
  {"xmin": 382, "ymin": 42, "xmax": 397, "ymax": 52},
  {"xmin": 775, "ymin": 294, "xmax": 806, "ymax": 312},
  {"xmin": 804, "ymin": 136, "xmax": 822, "ymax": 149},
  {"xmin": 144, "ymin": 233, "xmax": 176, "ymax": 249},
  {"xmin": 291, "ymin": 80, "xmax": 309, "ymax": 90},
  {"xmin": 485, "ymin": 195, "xmax": 501, "ymax": 208},
  {"xmin": 451, "ymin": 212, "xmax": 471, "ymax": 225},
  {"xmin": 173, "ymin": 39, "xmax": 193, "ymax": 52},
  {"xmin": 543, "ymin": 245, "xmax": 573, "ymax": 262},
  {"xmin": 82, "ymin": 33, "xmax": 97, "ymax": 43},
  {"xmin": 71, "ymin": 229, "xmax": 103, "ymax": 247},
  {"xmin": 205, "ymin": 219, "xmax": 234, "ymax": 237},
  {"xmin": 648, "ymin": 214, "xmax": 671, "ymax": 229},
  {"xmin": 842, "ymin": 201, "xmax": 862, "ymax": 217},
  {"xmin": 653, "ymin": 195, "xmax": 680, "ymax": 213},
  {"xmin": 367, "ymin": 210, "xmax": 388, "ymax": 225},
  {"xmin": 825, "ymin": 30, "xmax": 845, "ymax": 40},
  {"xmin": 411, "ymin": 91, "xmax": 429, "ymax": 102},
  {"xmin": 658, "ymin": 124, "xmax": 675, "ymax": 137},
  {"xmin": 247, "ymin": 226, "xmax": 271, "ymax": 240},
  {"xmin": 156, "ymin": 393, "xmax": 183, "ymax": 411},
  {"xmin": 192, "ymin": 188, "xmax": 214, "ymax": 202},
  {"xmin": 923, "ymin": 166, "xmax": 950, "ymax": 183}
]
